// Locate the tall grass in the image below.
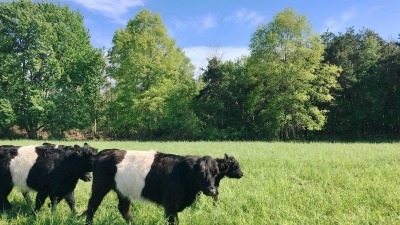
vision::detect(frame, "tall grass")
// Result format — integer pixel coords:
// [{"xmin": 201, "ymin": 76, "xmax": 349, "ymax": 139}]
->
[{"xmin": 1, "ymin": 141, "xmax": 400, "ymax": 224}]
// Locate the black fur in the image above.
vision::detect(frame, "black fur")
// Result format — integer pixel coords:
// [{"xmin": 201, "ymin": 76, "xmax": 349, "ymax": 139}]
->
[
  {"xmin": 213, "ymin": 154, "xmax": 243, "ymax": 202},
  {"xmin": 85, "ymin": 150, "xmax": 220, "ymax": 225},
  {"xmin": 29, "ymin": 143, "xmax": 98, "ymax": 213},
  {"xmin": 0, "ymin": 143, "xmax": 97, "ymax": 213},
  {"xmin": 0, "ymin": 145, "xmax": 19, "ymax": 211}
]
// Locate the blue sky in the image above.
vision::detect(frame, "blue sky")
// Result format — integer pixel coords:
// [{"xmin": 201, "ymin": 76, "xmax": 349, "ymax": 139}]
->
[{"xmin": 49, "ymin": 0, "xmax": 400, "ymax": 74}]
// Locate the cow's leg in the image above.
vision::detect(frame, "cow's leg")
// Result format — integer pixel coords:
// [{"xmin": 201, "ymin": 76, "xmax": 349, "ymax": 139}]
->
[
  {"xmin": 0, "ymin": 184, "xmax": 13, "ymax": 211},
  {"xmin": 22, "ymin": 191, "xmax": 31, "ymax": 204},
  {"xmin": 49, "ymin": 195, "xmax": 58, "ymax": 212},
  {"xmin": 47, "ymin": 196, "xmax": 61, "ymax": 209},
  {"xmin": 212, "ymin": 194, "xmax": 219, "ymax": 203},
  {"xmin": 116, "ymin": 192, "xmax": 133, "ymax": 223},
  {"xmin": 33, "ymin": 192, "xmax": 48, "ymax": 213},
  {"xmin": 64, "ymin": 192, "xmax": 77, "ymax": 214},
  {"xmin": 85, "ymin": 184, "xmax": 112, "ymax": 224},
  {"xmin": 164, "ymin": 207, "xmax": 179, "ymax": 225}
]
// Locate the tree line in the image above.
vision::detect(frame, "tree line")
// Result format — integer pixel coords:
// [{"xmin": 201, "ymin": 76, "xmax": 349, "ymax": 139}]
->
[{"xmin": 1, "ymin": 1, "xmax": 399, "ymax": 141}]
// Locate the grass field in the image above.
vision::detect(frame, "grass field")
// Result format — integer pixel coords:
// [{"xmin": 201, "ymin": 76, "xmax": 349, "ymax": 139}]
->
[{"xmin": 1, "ymin": 141, "xmax": 400, "ymax": 224}]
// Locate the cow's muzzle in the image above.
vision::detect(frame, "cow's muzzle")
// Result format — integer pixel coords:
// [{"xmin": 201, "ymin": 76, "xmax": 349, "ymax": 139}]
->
[
  {"xmin": 203, "ymin": 187, "xmax": 218, "ymax": 196},
  {"xmin": 236, "ymin": 172, "xmax": 243, "ymax": 178}
]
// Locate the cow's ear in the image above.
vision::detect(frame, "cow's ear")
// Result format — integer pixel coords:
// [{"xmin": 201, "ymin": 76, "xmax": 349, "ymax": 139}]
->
[
  {"xmin": 224, "ymin": 153, "xmax": 229, "ymax": 161},
  {"xmin": 36, "ymin": 147, "xmax": 46, "ymax": 157},
  {"xmin": 198, "ymin": 158, "xmax": 206, "ymax": 169},
  {"xmin": 218, "ymin": 163, "xmax": 229, "ymax": 173}
]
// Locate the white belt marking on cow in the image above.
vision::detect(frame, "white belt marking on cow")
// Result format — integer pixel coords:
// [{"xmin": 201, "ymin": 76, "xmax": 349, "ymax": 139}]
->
[
  {"xmin": 115, "ymin": 150, "xmax": 157, "ymax": 200},
  {"xmin": 9, "ymin": 145, "xmax": 39, "ymax": 192}
]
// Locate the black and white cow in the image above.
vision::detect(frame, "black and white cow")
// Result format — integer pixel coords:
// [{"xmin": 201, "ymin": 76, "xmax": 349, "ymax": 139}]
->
[
  {"xmin": 212, "ymin": 154, "xmax": 243, "ymax": 202},
  {"xmin": 85, "ymin": 149, "xmax": 226, "ymax": 225},
  {"xmin": 20, "ymin": 143, "xmax": 93, "ymax": 206},
  {"xmin": 0, "ymin": 143, "xmax": 97, "ymax": 213}
]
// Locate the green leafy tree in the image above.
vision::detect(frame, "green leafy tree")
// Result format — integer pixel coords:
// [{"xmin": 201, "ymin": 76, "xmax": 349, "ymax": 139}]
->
[
  {"xmin": 322, "ymin": 28, "xmax": 387, "ymax": 139},
  {"xmin": 0, "ymin": 0, "xmax": 105, "ymax": 138},
  {"xmin": 106, "ymin": 10, "xmax": 199, "ymax": 139},
  {"xmin": 195, "ymin": 56, "xmax": 254, "ymax": 140},
  {"xmin": 248, "ymin": 8, "xmax": 340, "ymax": 140},
  {"xmin": 0, "ymin": 99, "xmax": 15, "ymax": 132},
  {"xmin": 380, "ymin": 39, "xmax": 400, "ymax": 136},
  {"xmin": 321, "ymin": 28, "xmax": 360, "ymax": 137},
  {"xmin": 353, "ymin": 31, "xmax": 384, "ymax": 136}
]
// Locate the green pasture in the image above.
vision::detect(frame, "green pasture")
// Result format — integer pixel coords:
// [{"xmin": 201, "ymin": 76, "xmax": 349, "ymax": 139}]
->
[{"xmin": 1, "ymin": 141, "xmax": 400, "ymax": 224}]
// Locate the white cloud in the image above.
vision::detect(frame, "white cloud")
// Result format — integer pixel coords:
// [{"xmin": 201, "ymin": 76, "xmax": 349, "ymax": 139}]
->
[
  {"xmin": 341, "ymin": 8, "xmax": 356, "ymax": 22},
  {"xmin": 365, "ymin": 5, "xmax": 386, "ymax": 14},
  {"xmin": 183, "ymin": 46, "xmax": 249, "ymax": 78},
  {"xmin": 323, "ymin": 8, "xmax": 357, "ymax": 33},
  {"xmin": 170, "ymin": 14, "xmax": 217, "ymax": 33},
  {"xmin": 69, "ymin": 0, "xmax": 144, "ymax": 24},
  {"xmin": 225, "ymin": 8, "xmax": 265, "ymax": 26},
  {"xmin": 201, "ymin": 14, "xmax": 218, "ymax": 30}
]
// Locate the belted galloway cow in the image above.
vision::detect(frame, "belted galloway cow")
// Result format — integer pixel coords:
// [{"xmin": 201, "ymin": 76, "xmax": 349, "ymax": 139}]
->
[
  {"xmin": 85, "ymin": 149, "xmax": 227, "ymax": 224},
  {"xmin": 0, "ymin": 143, "xmax": 97, "ymax": 213}
]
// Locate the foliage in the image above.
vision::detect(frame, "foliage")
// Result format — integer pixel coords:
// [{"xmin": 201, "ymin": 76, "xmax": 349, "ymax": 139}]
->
[
  {"xmin": 380, "ymin": 40, "xmax": 400, "ymax": 135},
  {"xmin": 0, "ymin": 3, "xmax": 400, "ymax": 141},
  {"xmin": 105, "ymin": 10, "xmax": 199, "ymax": 140},
  {"xmin": 247, "ymin": 8, "xmax": 341, "ymax": 140},
  {"xmin": 0, "ymin": 99, "xmax": 15, "ymax": 130},
  {"xmin": 0, "ymin": 0, "xmax": 105, "ymax": 138},
  {"xmin": 321, "ymin": 28, "xmax": 400, "ymax": 140},
  {"xmin": 195, "ymin": 57, "xmax": 254, "ymax": 140}
]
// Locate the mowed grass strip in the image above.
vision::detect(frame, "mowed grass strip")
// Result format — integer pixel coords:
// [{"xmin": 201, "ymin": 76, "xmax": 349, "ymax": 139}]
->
[{"xmin": 1, "ymin": 141, "xmax": 400, "ymax": 224}]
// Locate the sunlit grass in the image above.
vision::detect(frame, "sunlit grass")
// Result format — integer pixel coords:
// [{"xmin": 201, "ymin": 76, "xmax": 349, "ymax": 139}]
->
[{"xmin": 1, "ymin": 141, "xmax": 400, "ymax": 224}]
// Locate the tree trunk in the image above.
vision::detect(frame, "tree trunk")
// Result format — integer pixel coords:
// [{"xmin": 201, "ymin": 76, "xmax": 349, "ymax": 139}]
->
[{"xmin": 27, "ymin": 128, "xmax": 38, "ymax": 139}]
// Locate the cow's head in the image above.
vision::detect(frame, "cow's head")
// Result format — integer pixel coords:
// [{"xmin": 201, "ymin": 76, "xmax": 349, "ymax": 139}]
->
[
  {"xmin": 79, "ymin": 144, "xmax": 96, "ymax": 182},
  {"xmin": 72, "ymin": 143, "xmax": 98, "ymax": 173},
  {"xmin": 218, "ymin": 154, "xmax": 243, "ymax": 179},
  {"xmin": 195, "ymin": 156, "xmax": 219, "ymax": 196}
]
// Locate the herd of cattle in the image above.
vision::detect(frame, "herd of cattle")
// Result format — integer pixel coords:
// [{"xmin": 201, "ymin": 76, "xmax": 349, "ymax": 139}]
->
[{"xmin": 0, "ymin": 143, "xmax": 243, "ymax": 224}]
